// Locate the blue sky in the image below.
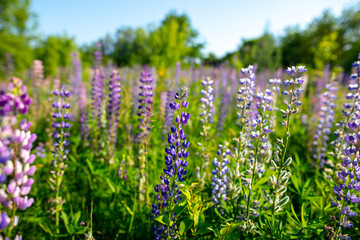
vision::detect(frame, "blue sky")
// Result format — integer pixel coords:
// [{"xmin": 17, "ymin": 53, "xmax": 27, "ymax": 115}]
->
[{"xmin": 31, "ymin": 0, "xmax": 358, "ymax": 57}]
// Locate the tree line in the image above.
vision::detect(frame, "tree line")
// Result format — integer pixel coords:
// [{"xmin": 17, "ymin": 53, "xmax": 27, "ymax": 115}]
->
[{"xmin": 1, "ymin": 0, "xmax": 360, "ymax": 79}]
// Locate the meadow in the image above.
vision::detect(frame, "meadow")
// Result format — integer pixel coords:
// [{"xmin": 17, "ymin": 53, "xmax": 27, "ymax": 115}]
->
[{"xmin": 1, "ymin": 48, "xmax": 360, "ymax": 240}]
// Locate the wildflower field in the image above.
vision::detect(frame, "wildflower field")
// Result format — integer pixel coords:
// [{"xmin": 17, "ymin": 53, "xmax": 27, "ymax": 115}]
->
[
  {"xmin": 2, "ymin": 1, "xmax": 360, "ymax": 240},
  {"xmin": 1, "ymin": 50, "xmax": 360, "ymax": 240}
]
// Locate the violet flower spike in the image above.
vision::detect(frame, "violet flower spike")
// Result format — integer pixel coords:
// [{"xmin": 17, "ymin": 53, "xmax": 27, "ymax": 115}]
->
[
  {"xmin": 151, "ymin": 87, "xmax": 190, "ymax": 240},
  {"xmin": 0, "ymin": 78, "xmax": 36, "ymax": 238}
]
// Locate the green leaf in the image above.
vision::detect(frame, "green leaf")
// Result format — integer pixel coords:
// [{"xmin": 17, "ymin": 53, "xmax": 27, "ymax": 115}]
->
[
  {"xmin": 214, "ymin": 208, "xmax": 227, "ymax": 220},
  {"xmin": 199, "ymin": 212, "xmax": 205, "ymax": 225},
  {"xmin": 183, "ymin": 189, "xmax": 191, "ymax": 200},
  {"xmin": 154, "ymin": 214, "xmax": 169, "ymax": 226},
  {"xmin": 61, "ymin": 211, "xmax": 70, "ymax": 233},
  {"xmin": 193, "ymin": 211, "xmax": 200, "ymax": 228},
  {"xmin": 179, "ymin": 219, "xmax": 193, "ymax": 236},
  {"xmin": 106, "ymin": 178, "xmax": 116, "ymax": 192},
  {"xmin": 173, "ymin": 202, "xmax": 187, "ymax": 216},
  {"xmin": 179, "ymin": 221, "xmax": 186, "ymax": 236},
  {"xmin": 86, "ymin": 159, "xmax": 95, "ymax": 174},
  {"xmin": 39, "ymin": 222, "xmax": 53, "ymax": 236},
  {"xmin": 73, "ymin": 211, "xmax": 81, "ymax": 224},
  {"xmin": 301, "ymin": 203, "xmax": 307, "ymax": 227},
  {"xmin": 221, "ymin": 198, "xmax": 229, "ymax": 213},
  {"xmin": 290, "ymin": 204, "xmax": 301, "ymax": 225}
]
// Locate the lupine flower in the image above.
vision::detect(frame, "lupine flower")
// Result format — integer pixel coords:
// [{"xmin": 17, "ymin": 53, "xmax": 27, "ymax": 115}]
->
[
  {"xmin": 200, "ymin": 77, "xmax": 215, "ymax": 124},
  {"xmin": 265, "ymin": 66, "xmax": 306, "ymax": 215},
  {"xmin": 237, "ymin": 66, "xmax": 256, "ymax": 131},
  {"xmin": 91, "ymin": 46, "xmax": 105, "ymax": 143},
  {"xmin": 211, "ymin": 143, "xmax": 231, "ymax": 212},
  {"xmin": 35, "ymin": 143, "xmax": 46, "ymax": 159},
  {"xmin": 162, "ymin": 90, "xmax": 174, "ymax": 139},
  {"xmin": 50, "ymin": 85, "xmax": 71, "ymax": 234},
  {"xmin": 268, "ymin": 78, "xmax": 282, "ymax": 130},
  {"xmin": 79, "ymin": 83, "xmax": 90, "ymax": 142},
  {"xmin": 160, "ymin": 91, "xmax": 167, "ymax": 126},
  {"xmin": 233, "ymin": 65, "xmax": 256, "ymax": 174},
  {"xmin": 332, "ymin": 54, "xmax": 360, "ymax": 160},
  {"xmin": 0, "ymin": 212, "xmax": 10, "ymax": 230},
  {"xmin": 198, "ymin": 77, "xmax": 214, "ymax": 184},
  {"xmin": 117, "ymin": 155, "xmax": 128, "ymax": 181},
  {"xmin": 326, "ymin": 54, "xmax": 360, "ymax": 240},
  {"xmin": 312, "ymin": 80, "xmax": 337, "ymax": 169},
  {"xmin": 239, "ymin": 88, "xmax": 273, "ymax": 228},
  {"xmin": 137, "ymin": 72, "xmax": 154, "ymax": 201},
  {"xmin": 0, "ymin": 78, "xmax": 36, "ymax": 239},
  {"xmin": 70, "ymin": 52, "xmax": 82, "ymax": 119},
  {"xmin": 31, "ymin": 60, "xmax": 44, "ymax": 87},
  {"xmin": 151, "ymin": 87, "xmax": 191, "ymax": 240},
  {"xmin": 217, "ymin": 72, "xmax": 230, "ymax": 133},
  {"xmin": 107, "ymin": 71, "xmax": 122, "ymax": 162}
]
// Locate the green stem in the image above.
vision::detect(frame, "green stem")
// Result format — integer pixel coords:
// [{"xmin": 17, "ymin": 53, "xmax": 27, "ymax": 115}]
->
[
  {"xmin": 271, "ymin": 72, "xmax": 296, "ymax": 216},
  {"xmin": 6, "ymin": 202, "xmax": 17, "ymax": 238},
  {"xmin": 246, "ymin": 127, "xmax": 262, "ymax": 222}
]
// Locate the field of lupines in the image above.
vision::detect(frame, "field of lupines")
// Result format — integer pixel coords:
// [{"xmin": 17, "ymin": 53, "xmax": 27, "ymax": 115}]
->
[{"xmin": 1, "ymin": 49, "xmax": 360, "ymax": 240}]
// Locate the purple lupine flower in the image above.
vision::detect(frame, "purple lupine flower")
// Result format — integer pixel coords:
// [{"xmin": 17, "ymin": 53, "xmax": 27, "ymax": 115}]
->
[
  {"xmin": 217, "ymin": 72, "xmax": 230, "ymax": 133},
  {"xmin": 237, "ymin": 65, "xmax": 256, "ymax": 130},
  {"xmin": 50, "ymin": 85, "xmax": 71, "ymax": 232},
  {"xmin": 94, "ymin": 42, "xmax": 103, "ymax": 70},
  {"xmin": 137, "ymin": 72, "xmax": 154, "ymax": 201},
  {"xmin": 91, "ymin": 45, "xmax": 105, "ymax": 140},
  {"xmin": 211, "ymin": 143, "xmax": 231, "ymax": 212},
  {"xmin": 0, "ymin": 212, "xmax": 10, "ymax": 230},
  {"xmin": 107, "ymin": 71, "xmax": 122, "ymax": 162},
  {"xmin": 312, "ymin": 80, "xmax": 337, "ymax": 169},
  {"xmin": 328, "ymin": 54, "xmax": 360, "ymax": 240},
  {"xmin": 268, "ymin": 78, "xmax": 282, "ymax": 129},
  {"xmin": 265, "ymin": 66, "xmax": 306, "ymax": 216},
  {"xmin": 162, "ymin": 90, "xmax": 174, "ymax": 139},
  {"xmin": 332, "ymin": 54, "xmax": 360, "ymax": 159},
  {"xmin": 31, "ymin": 60, "xmax": 44, "ymax": 87},
  {"xmin": 240, "ymin": 88, "xmax": 273, "ymax": 224},
  {"xmin": 0, "ymin": 78, "xmax": 36, "ymax": 238},
  {"xmin": 70, "ymin": 53, "xmax": 82, "ymax": 120},
  {"xmin": 117, "ymin": 156, "xmax": 128, "ymax": 181},
  {"xmin": 136, "ymin": 72, "xmax": 153, "ymax": 142},
  {"xmin": 197, "ymin": 77, "xmax": 214, "ymax": 183},
  {"xmin": 79, "ymin": 83, "xmax": 89, "ymax": 142},
  {"xmin": 200, "ymin": 77, "xmax": 215, "ymax": 124},
  {"xmin": 152, "ymin": 87, "xmax": 190, "ymax": 239}
]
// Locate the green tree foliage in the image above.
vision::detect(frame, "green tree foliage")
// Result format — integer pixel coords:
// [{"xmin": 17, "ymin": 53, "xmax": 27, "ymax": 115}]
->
[
  {"xmin": 111, "ymin": 27, "xmax": 150, "ymax": 67},
  {"xmin": 238, "ymin": 32, "xmax": 281, "ymax": 71},
  {"xmin": 148, "ymin": 12, "xmax": 202, "ymax": 70},
  {"xmin": 84, "ymin": 12, "xmax": 203, "ymax": 72},
  {"xmin": 0, "ymin": 0, "xmax": 34, "ymax": 77},
  {"xmin": 280, "ymin": 6, "xmax": 360, "ymax": 71},
  {"xmin": 35, "ymin": 35, "xmax": 77, "ymax": 77}
]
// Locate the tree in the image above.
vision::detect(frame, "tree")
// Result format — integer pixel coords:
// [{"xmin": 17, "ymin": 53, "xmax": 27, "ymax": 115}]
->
[
  {"xmin": 238, "ymin": 32, "xmax": 281, "ymax": 71},
  {"xmin": 0, "ymin": 0, "xmax": 35, "ymax": 77},
  {"xmin": 35, "ymin": 35, "xmax": 77, "ymax": 77},
  {"xmin": 148, "ymin": 12, "xmax": 203, "ymax": 70}
]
